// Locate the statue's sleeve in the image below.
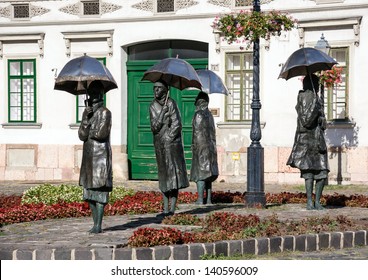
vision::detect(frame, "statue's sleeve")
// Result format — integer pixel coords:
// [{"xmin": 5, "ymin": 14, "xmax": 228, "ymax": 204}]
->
[
  {"xmin": 167, "ymin": 100, "xmax": 182, "ymax": 140},
  {"xmin": 298, "ymin": 91, "xmax": 320, "ymax": 129},
  {"xmin": 78, "ymin": 110, "xmax": 90, "ymax": 141},
  {"xmin": 90, "ymin": 109, "xmax": 112, "ymax": 141},
  {"xmin": 150, "ymin": 102, "xmax": 163, "ymax": 134}
]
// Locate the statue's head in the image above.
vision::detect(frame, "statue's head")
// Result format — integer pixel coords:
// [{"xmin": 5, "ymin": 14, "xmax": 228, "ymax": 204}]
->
[
  {"xmin": 153, "ymin": 80, "xmax": 169, "ymax": 100},
  {"xmin": 303, "ymin": 74, "xmax": 319, "ymax": 93},
  {"xmin": 88, "ymin": 81, "xmax": 104, "ymax": 103},
  {"xmin": 195, "ymin": 91, "xmax": 209, "ymax": 107}
]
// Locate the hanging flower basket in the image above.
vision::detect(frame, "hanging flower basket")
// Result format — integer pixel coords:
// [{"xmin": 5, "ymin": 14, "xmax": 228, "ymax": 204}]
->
[
  {"xmin": 318, "ymin": 66, "xmax": 343, "ymax": 88},
  {"xmin": 212, "ymin": 10, "xmax": 297, "ymax": 48}
]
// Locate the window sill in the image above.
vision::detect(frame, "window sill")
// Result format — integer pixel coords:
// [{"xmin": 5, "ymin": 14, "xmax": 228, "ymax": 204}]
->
[
  {"xmin": 2, "ymin": 123, "xmax": 42, "ymax": 129},
  {"xmin": 327, "ymin": 119, "xmax": 356, "ymax": 129},
  {"xmin": 217, "ymin": 121, "xmax": 266, "ymax": 129},
  {"xmin": 69, "ymin": 123, "xmax": 81, "ymax": 129}
]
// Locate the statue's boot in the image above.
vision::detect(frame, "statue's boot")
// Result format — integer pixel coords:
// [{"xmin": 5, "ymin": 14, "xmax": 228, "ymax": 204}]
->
[
  {"xmin": 196, "ymin": 181, "xmax": 205, "ymax": 205},
  {"xmin": 315, "ymin": 179, "xmax": 325, "ymax": 210},
  {"xmin": 163, "ymin": 193, "xmax": 170, "ymax": 214},
  {"xmin": 88, "ymin": 201, "xmax": 97, "ymax": 233},
  {"xmin": 90, "ymin": 202, "xmax": 105, "ymax": 234},
  {"xmin": 169, "ymin": 190, "xmax": 178, "ymax": 214},
  {"xmin": 205, "ymin": 182, "xmax": 212, "ymax": 205},
  {"xmin": 305, "ymin": 179, "xmax": 315, "ymax": 210}
]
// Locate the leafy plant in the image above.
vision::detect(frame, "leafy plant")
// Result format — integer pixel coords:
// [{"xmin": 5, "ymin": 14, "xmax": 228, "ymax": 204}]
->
[{"xmin": 21, "ymin": 184, "xmax": 135, "ymax": 205}]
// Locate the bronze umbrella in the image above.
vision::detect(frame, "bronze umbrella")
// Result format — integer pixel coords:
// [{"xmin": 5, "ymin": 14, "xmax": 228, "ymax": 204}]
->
[{"xmin": 54, "ymin": 54, "xmax": 117, "ymax": 95}]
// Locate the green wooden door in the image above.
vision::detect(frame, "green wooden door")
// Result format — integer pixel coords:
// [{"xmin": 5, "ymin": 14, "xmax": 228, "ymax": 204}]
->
[{"xmin": 127, "ymin": 60, "xmax": 207, "ymax": 179}]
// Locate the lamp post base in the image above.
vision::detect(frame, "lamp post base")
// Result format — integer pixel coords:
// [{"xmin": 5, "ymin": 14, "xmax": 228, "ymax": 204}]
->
[{"xmin": 245, "ymin": 145, "xmax": 266, "ymax": 208}]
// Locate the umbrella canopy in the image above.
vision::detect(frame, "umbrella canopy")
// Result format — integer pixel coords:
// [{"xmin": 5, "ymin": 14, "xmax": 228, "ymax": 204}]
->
[
  {"xmin": 54, "ymin": 54, "xmax": 118, "ymax": 95},
  {"xmin": 196, "ymin": 69, "xmax": 229, "ymax": 95},
  {"xmin": 278, "ymin": 47, "xmax": 337, "ymax": 80},
  {"xmin": 141, "ymin": 58, "xmax": 202, "ymax": 90}
]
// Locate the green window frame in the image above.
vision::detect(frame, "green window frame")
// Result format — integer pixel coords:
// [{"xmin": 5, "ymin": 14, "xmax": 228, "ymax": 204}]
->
[
  {"xmin": 325, "ymin": 47, "xmax": 349, "ymax": 121},
  {"xmin": 76, "ymin": 57, "xmax": 106, "ymax": 123},
  {"xmin": 225, "ymin": 52, "xmax": 253, "ymax": 121},
  {"xmin": 8, "ymin": 59, "xmax": 37, "ymax": 122}
]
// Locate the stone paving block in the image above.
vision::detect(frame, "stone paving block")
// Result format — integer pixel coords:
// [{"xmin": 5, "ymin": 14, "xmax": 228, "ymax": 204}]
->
[
  {"xmin": 214, "ymin": 241, "xmax": 228, "ymax": 257},
  {"xmin": 154, "ymin": 246, "xmax": 172, "ymax": 260},
  {"xmin": 354, "ymin": 231, "xmax": 366, "ymax": 247},
  {"xmin": 135, "ymin": 248, "xmax": 153, "ymax": 260},
  {"xmin": 343, "ymin": 231, "xmax": 354, "ymax": 248},
  {"xmin": 16, "ymin": 249, "xmax": 33, "ymax": 260},
  {"xmin": 318, "ymin": 233, "xmax": 330, "ymax": 249},
  {"xmin": 0, "ymin": 250, "xmax": 13, "ymax": 260},
  {"xmin": 35, "ymin": 249, "xmax": 53, "ymax": 260},
  {"xmin": 257, "ymin": 238, "xmax": 269, "ymax": 255},
  {"xmin": 115, "ymin": 248, "xmax": 133, "ymax": 260},
  {"xmin": 228, "ymin": 240, "xmax": 242, "ymax": 256},
  {"xmin": 189, "ymin": 243, "xmax": 205, "ymax": 260},
  {"xmin": 203, "ymin": 243, "xmax": 214, "ymax": 256},
  {"xmin": 269, "ymin": 237, "xmax": 282, "ymax": 253},
  {"xmin": 295, "ymin": 235, "xmax": 306, "ymax": 252},
  {"xmin": 306, "ymin": 234, "xmax": 317, "ymax": 252},
  {"xmin": 94, "ymin": 248, "xmax": 113, "ymax": 260},
  {"xmin": 54, "ymin": 248, "xmax": 72, "ymax": 260},
  {"xmin": 74, "ymin": 249, "xmax": 93, "ymax": 260},
  {"xmin": 172, "ymin": 245, "xmax": 188, "ymax": 260},
  {"xmin": 283, "ymin": 235, "xmax": 294, "ymax": 252},
  {"xmin": 330, "ymin": 232, "xmax": 343, "ymax": 249},
  {"xmin": 242, "ymin": 239, "xmax": 256, "ymax": 255}
]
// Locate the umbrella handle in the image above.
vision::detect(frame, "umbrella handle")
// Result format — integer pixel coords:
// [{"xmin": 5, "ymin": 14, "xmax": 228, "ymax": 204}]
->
[{"xmin": 164, "ymin": 91, "xmax": 170, "ymax": 106}]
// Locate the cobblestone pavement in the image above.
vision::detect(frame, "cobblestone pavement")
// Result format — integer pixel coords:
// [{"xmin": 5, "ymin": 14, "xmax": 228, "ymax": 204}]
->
[{"xmin": 1, "ymin": 181, "xmax": 368, "ymax": 260}]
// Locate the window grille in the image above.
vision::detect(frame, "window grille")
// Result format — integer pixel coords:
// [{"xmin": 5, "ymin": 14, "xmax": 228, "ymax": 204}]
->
[
  {"xmin": 13, "ymin": 4, "xmax": 30, "ymax": 19},
  {"xmin": 83, "ymin": 1, "xmax": 100, "ymax": 15},
  {"xmin": 157, "ymin": 0, "xmax": 175, "ymax": 13}
]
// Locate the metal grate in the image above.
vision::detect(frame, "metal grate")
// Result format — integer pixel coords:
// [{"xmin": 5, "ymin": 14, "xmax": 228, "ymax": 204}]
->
[
  {"xmin": 83, "ymin": 1, "xmax": 100, "ymax": 15},
  {"xmin": 157, "ymin": 0, "xmax": 175, "ymax": 13},
  {"xmin": 13, "ymin": 4, "xmax": 29, "ymax": 19}
]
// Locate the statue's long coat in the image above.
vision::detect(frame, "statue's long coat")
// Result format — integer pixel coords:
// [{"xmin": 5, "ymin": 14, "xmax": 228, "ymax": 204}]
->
[
  {"xmin": 190, "ymin": 107, "xmax": 219, "ymax": 182},
  {"xmin": 287, "ymin": 89, "xmax": 329, "ymax": 172},
  {"xmin": 149, "ymin": 97, "xmax": 189, "ymax": 193},
  {"xmin": 78, "ymin": 102, "xmax": 113, "ymax": 191}
]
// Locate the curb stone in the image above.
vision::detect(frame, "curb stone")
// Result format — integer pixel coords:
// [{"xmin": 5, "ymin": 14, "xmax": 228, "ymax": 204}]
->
[{"xmin": 5, "ymin": 230, "xmax": 367, "ymax": 260}]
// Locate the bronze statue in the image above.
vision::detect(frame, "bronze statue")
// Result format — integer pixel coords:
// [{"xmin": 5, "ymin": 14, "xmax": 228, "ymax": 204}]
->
[
  {"xmin": 190, "ymin": 92, "xmax": 219, "ymax": 204},
  {"xmin": 79, "ymin": 80, "xmax": 112, "ymax": 233},
  {"xmin": 149, "ymin": 80, "xmax": 189, "ymax": 215},
  {"xmin": 287, "ymin": 74, "xmax": 329, "ymax": 210}
]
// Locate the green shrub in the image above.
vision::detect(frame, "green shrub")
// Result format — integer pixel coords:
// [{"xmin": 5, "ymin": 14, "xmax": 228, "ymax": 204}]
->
[{"xmin": 21, "ymin": 184, "xmax": 135, "ymax": 205}]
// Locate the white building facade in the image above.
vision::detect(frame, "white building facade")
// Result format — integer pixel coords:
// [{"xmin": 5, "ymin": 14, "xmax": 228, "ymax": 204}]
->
[{"xmin": 0, "ymin": 0, "xmax": 367, "ymax": 185}]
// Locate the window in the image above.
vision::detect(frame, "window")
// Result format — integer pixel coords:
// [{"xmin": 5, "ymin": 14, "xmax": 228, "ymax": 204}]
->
[
  {"xmin": 325, "ymin": 47, "xmax": 349, "ymax": 120},
  {"xmin": 82, "ymin": 1, "xmax": 100, "ymax": 16},
  {"xmin": 12, "ymin": 4, "xmax": 30, "ymax": 19},
  {"xmin": 157, "ymin": 0, "xmax": 175, "ymax": 13},
  {"xmin": 76, "ymin": 57, "xmax": 106, "ymax": 123},
  {"xmin": 225, "ymin": 53, "xmax": 253, "ymax": 121},
  {"xmin": 8, "ymin": 59, "xmax": 36, "ymax": 122},
  {"xmin": 235, "ymin": 0, "xmax": 252, "ymax": 7}
]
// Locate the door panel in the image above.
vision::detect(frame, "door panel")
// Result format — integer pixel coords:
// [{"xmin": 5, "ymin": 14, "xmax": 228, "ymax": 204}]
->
[{"xmin": 127, "ymin": 60, "xmax": 207, "ymax": 179}]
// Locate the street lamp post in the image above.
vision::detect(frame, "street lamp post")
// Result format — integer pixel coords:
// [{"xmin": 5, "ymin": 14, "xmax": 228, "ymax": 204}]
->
[{"xmin": 245, "ymin": 0, "xmax": 266, "ymax": 207}]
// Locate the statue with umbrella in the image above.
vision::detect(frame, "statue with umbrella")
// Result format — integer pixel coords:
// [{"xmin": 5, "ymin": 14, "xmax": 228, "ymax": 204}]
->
[
  {"xmin": 142, "ymin": 57, "xmax": 202, "ymax": 215},
  {"xmin": 279, "ymin": 47, "xmax": 337, "ymax": 210},
  {"xmin": 54, "ymin": 54, "xmax": 117, "ymax": 233},
  {"xmin": 190, "ymin": 69, "xmax": 229, "ymax": 205}
]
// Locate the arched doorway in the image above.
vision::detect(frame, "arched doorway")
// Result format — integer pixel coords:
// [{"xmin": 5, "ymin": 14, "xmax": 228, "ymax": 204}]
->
[{"xmin": 126, "ymin": 40, "xmax": 208, "ymax": 179}]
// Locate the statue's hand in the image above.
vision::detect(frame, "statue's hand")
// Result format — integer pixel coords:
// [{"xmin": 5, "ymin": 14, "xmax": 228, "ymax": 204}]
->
[
  {"xmin": 318, "ymin": 116, "xmax": 327, "ymax": 130},
  {"xmin": 85, "ymin": 106, "xmax": 93, "ymax": 118}
]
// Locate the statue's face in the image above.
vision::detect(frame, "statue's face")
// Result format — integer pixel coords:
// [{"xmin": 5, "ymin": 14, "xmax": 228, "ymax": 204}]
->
[
  {"xmin": 153, "ymin": 82, "xmax": 167, "ymax": 100},
  {"xmin": 88, "ymin": 86, "xmax": 103, "ymax": 104}
]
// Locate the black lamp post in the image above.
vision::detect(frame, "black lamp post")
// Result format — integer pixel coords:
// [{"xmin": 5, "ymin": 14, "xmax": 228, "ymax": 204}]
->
[{"xmin": 245, "ymin": 0, "xmax": 266, "ymax": 207}]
